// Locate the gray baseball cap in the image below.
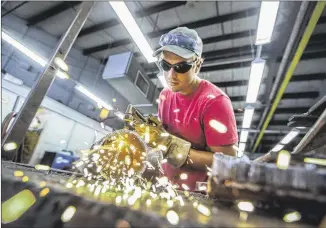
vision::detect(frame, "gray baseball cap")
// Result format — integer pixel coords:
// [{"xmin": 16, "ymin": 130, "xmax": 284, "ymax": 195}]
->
[{"xmin": 153, "ymin": 27, "xmax": 203, "ymax": 59}]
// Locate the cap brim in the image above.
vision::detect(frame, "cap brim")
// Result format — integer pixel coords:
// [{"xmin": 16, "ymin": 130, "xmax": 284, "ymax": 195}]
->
[{"xmin": 153, "ymin": 45, "xmax": 196, "ymax": 59}]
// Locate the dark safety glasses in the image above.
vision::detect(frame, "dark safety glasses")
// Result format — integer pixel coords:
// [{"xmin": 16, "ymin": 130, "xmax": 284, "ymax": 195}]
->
[{"xmin": 158, "ymin": 59, "xmax": 196, "ymax": 74}]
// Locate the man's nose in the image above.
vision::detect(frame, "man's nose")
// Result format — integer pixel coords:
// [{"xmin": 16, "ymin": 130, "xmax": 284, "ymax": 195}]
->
[{"xmin": 167, "ymin": 68, "xmax": 177, "ymax": 79}]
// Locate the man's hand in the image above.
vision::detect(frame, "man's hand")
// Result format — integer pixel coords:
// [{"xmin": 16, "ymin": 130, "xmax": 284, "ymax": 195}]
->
[{"xmin": 133, "ymin": 115, "xmax": 192, "ymax": 168}]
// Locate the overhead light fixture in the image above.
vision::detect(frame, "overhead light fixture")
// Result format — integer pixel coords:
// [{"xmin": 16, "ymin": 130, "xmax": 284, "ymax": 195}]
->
[
  {"xmin": 2, "ymin": 31, "xmax": 70, "ymax": 80},
  {"xmin": 54, "ymin": 57, "xmax": 69, "ymax": 72},
  {"xmin": 240, "ymin": 131, "xmax": 249, "ymax": 142},
  {"xmin": 75, "ymin": 84, "xmax": 113, "ymax": 110},
  {"xmin": 158, "ymin": 74, "xmax": 168, "ymax": 88},
  {"xmin": 271, "ymin": 144, "xmax": 284, "ymax": 152},
  {"xmin": 56, "ymin": 70, "xmax": 70, "ymax": 79},
  {"xmin": 242, "ymin": 108, "xmax": 255, "ymax": 128},
  {"xmin": 280, "ymin": 129, "xmax": 300, "ymax": 144},
  {"xmin": 246, "ymin": 59, "xmax": 266, "ymax": 103},
  {"xmin": 255, "ymin": 1, "xmax": 280, "ymax": 45},
  {"xmin": 109, "ymin": 1, "xmax": 156, "ymax": 63},
  {"xmin": 2, "ymin": 31, "xmax": 47, "ymax": 67}
]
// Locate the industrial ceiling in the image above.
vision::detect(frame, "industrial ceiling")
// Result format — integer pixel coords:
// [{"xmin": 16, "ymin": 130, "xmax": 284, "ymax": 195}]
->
[{"xmin": 2, "ymin": 1, "xmax": 326, "ymax": 153}]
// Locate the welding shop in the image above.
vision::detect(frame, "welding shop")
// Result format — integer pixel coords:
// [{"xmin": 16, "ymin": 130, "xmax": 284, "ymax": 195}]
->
[{"xmin": 1, "ymin": 1, "xmax": 326, "ymax": 227}]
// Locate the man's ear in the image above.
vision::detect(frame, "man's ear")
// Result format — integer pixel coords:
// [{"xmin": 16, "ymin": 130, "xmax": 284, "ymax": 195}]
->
[{"xmin": 195, "ymin": 58, "xmax": 203, "ymax": 74}]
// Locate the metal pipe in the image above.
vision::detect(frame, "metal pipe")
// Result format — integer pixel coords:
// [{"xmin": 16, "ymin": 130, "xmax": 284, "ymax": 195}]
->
[
  {"xmin": 292, "ymin": 108, "xmax": 326, "ymax": 154},
  {"xmin": 237, "ymin": 128, "xmax": 308, "ymax": 134},
  {"xmin": 250, "ymin": 2, "xmax": 309, "ymax": 150},
  {"xmin": 1, "ymin": 2, "xmax": 95, "ymax": 160},
  {"xmin": 252, "ymin": 2, "xmax": 325, "ymax": 152}
]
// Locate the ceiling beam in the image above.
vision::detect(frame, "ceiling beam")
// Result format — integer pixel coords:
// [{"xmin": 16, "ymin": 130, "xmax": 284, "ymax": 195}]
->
[
  {"xmin": 234, "ymin": 107, "xmax": 310, "ymax": 114},
  {"xmin": 236, "ymin": 119, "xmax": 289, "ymax": 127},
  {"xmin": 291, "ymin": 73, "xmax": 326, "ymax": 82},
  {"xmin": 27, "ymin": 1, "xmax": 81, "ymax": 26},
  {"xmin": 1, "ymin": 1, "xmax": 28, "ymax": 18},
  {"xmin": 79, "ymin": 1, "xmax": 187, "ymax": 38},
  {"xmin": 201, "ymin": 61, "xmax": 252, "ymax": 73},
  {"xmin": 135, "ymin": 1, "xmax": 187, "ymax": 17},
  {"xmin": 82, "ymin": 7, "xmax": 258, "ymax": 55},
  {"xmin": 213, "ymin": 80, "xmax": 248, "ymax": 87},
  {"xmin": 147, "ymin": 7, "xmax": 258, "ymax": 38},
  {"xmin": 282, "ymin": 91, "xmax": 319, "ymax": 99},
  {"xmin": 317, "ymin": 16, "xmax": 326, "ymax": 24},
  {"xmin": 203, "ymin": 45, "xmax": 255, "ymax": 60}
]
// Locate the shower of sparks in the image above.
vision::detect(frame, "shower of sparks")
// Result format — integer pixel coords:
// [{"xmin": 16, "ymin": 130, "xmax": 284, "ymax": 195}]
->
[
  {"xmin": 61, "ymin": 206, "xmax": 76, "ymax": 223},
  {"xmin": 181, "ymin": 184, "xmax": 189, "ymax": 191},
  {"xmin": 167, "ymin": 200, "xmax": 174, "ymax": 208},
  {"xmin": 2, "ymin": 189, "xmax": 36, "ymax": 224},
  {"xmin": 166, "ymin": 210, "xmax": 179, "ymax": 225},
  {"xmin": 23, "ymin": 129, "xmax": 214, "ymax": 227},
  {"xmin": 158, "ymin": 145, "xmax": 167, "ymax": 151},
  {"xmin": 39, "ymin": 188, "xmax": 50, "ymax": 197},
  {"xmin": 145, "ymin": 126, "xmax": 150, "ymax": 143},
  {"xmin": 209, "ymin": 119, "xmax": 227, "ymax": 133},
  {"xmin": 14, "ymin": 170, "xmax": 24, "ymax": 177},
  {"xmin": 276, "ymin": 150, "xmax": 291, "ymax": 170},
  {"xmin": 197, "ymin": 204, "xmax": 211, "ymax": 216},
  {"xmin": 180, "ymin": 173, "xmax": 188, "ymax": 180},
  {"xmin": 22, "ymin": 176, "xmax": 29, "ymax": 182},
  {"xmin": 237, "ymin": 201, "xmax": 255, "ymax": 212},
  {"xmin": 283, "ymin": 211, "xmax": 301, "ymax": 223},
  {"xmin": 3, "ymin": 142, "xmax": 18, "ymax": 151}
]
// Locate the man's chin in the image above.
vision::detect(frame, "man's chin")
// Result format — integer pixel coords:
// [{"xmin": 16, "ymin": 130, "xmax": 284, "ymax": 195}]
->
[{"xmin": 170, "ymin": 86, "xmax": 182, "ymax": 92}]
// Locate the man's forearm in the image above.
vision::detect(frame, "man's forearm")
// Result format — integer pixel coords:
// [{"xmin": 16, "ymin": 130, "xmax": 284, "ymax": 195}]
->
[
  {"xmin": 184, "ymin": 149, "xmax": 214, "ymax": 171},
  {"xmin": 184, "ymin": 145, "xmax": 237, "ymax": 171}
]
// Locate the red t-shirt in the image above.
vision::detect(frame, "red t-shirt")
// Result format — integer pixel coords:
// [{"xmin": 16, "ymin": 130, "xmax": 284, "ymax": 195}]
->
[{"xmin": 158, "ymin": 80, "xmax": 238, "ymax": 191}]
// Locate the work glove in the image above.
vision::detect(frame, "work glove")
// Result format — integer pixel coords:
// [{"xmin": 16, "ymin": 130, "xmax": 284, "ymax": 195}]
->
[{"xmin": 134, "ymin": 115, "xmax": 191, "ymax": 168}]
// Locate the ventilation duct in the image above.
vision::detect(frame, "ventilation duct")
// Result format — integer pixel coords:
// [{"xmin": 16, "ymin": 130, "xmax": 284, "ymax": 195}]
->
[{"xmin": 102, "ymin": 52, "xmax": 159, "ymax": 113}]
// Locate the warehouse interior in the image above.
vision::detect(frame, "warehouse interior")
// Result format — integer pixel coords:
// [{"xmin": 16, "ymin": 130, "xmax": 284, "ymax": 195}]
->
[{"xmin": 1, "ymin": 1, "xmax": 326, "ymax": 227}]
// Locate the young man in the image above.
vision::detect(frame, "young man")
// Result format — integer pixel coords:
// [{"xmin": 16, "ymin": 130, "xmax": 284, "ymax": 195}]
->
[{"xmin": 152, "ymin": 27, "xmax": 238, "ymax": 191}]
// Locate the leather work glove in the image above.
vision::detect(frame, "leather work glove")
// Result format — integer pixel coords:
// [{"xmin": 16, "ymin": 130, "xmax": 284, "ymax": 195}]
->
[{"xmin": 134, "ymin": 115, "xmax": 191, "ymax": 168}]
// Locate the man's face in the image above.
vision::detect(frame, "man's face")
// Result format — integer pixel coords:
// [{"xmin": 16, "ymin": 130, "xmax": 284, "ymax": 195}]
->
[{"xmin": 161, "ymin": 51, "xmax": 198, "ymax": 93}]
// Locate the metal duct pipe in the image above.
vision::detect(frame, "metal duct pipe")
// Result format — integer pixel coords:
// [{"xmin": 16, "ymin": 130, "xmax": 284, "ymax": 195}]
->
[{"xmin": 252, "ymin": 1, "xmax": 326, "ymax": 152}]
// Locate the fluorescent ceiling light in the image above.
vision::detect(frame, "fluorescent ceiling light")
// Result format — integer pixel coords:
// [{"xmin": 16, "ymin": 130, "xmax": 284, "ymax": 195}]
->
[
  {"xmin": 242, "ymin": 108, "xmax": 255, "ymax": 128},
  {"xmin": 240, "ymin": 131, "xmax": 249, "ymax": 143},
  {"xmin": 238, "ymin": 142, "xmax": 246, "ymax": 153},
  {"xmin": 2, "ymin": 31, "xmax": 47, "ymax": 67},
  {"xmin": 75, "ymin": 84, "xmax": 113, "ymax": 110},
  {"xmin": 246, "ymin": 59, "xmax": 266, "ymax": 103},
  {"xmin": 271, "ymin": 144, "xmax": 284, "ymax": 152},
  {"xmin": 2, "ymin": 31, "xmax": 70, "ymax": 80},
  {"xmin": 255, "ymin": 1, "xmax": 280, "ymax": 45},
  {"xmin": 280, "ymin": 129, "xmax": 300, "ymax": 144},
  {"xmin": 109, "ymin": 1, "xmax": 156, "ymax": 63},
  {"xmin": 158, "ymin": 74, "xmax": 168, "ymax": 88}
]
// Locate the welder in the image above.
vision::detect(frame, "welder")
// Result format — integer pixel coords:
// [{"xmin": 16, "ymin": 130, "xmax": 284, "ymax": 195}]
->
[{"xmin": 130, "ymin": 27, "xmax": 239, "ymax": 191}]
